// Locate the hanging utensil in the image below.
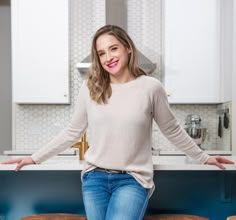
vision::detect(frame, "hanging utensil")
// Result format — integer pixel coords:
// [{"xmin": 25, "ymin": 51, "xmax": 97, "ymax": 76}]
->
[
  {"xmin": 223, "ymin": 112, "xmax": 229, "ymax": 129},
  {"xmin": 218, "ymin": 116, "xmax": 222, "ymax": 138}
]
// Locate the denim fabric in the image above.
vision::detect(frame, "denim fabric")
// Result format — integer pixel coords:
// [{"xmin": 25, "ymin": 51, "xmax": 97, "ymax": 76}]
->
[{"xmin": 82, "ymin": 170, "xmax": 149, "ymax": 220}]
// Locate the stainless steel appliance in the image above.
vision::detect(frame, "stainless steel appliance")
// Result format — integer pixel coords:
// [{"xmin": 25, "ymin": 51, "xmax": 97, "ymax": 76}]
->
[
  {"xmin": 185, "ymin": 114, "xmax": 207, "ymax": 149},
  {"xmin": 77, "ymin": 0, "xmax": 156, "ymax": 74}
]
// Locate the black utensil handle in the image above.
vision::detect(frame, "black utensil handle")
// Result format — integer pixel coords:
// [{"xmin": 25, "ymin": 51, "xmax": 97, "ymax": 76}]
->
[
  {"xmin": 218, "ymin": 116, "xmax": 222, "ymax": 138},
  {"xmin": 224, "ymin": 112, "xmax": 229, "ymax": 129}
]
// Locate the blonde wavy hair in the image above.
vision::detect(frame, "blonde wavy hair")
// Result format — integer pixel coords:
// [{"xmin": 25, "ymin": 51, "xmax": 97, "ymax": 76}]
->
[{"xmin": 87, "ymin": 25, "xmax": 147, "ymax": 104}]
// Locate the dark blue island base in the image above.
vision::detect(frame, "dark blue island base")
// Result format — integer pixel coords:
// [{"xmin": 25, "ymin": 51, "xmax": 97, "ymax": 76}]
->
[{"xmin": 0, "ymin": 171, "xmax": 236, "ymax": 220}]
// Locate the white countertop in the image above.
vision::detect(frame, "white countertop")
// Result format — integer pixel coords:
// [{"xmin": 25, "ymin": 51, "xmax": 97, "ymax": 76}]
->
[
  {"xmin": 3, "ymin": 149, "xmax": 76, "ymax": 155},
  {"xmin": 158, "ymin": 150, "xmax": 232, "ymax": 156},
  {"xmin": 1, "ymin": 155, "xmax": 236, "ymax": 171}
]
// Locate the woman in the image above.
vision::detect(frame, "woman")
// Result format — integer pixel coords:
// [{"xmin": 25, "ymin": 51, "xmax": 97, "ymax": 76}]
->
[{"xmin": 2, "ymin": 25, "xmax": 234, "ymax": 220}]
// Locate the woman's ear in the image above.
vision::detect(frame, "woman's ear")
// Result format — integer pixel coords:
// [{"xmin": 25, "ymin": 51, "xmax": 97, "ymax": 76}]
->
[{"xmin": 127, "ymin": 48, "xmax": 132, "ymax": 54}]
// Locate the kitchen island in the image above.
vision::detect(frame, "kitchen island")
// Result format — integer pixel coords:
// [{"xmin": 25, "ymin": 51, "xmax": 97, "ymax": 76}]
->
[{"xmin": 0, "ymin": 155, "xmax": 236, "ymax": 220}]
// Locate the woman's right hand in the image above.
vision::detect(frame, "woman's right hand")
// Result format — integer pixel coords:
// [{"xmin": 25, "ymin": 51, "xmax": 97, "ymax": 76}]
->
[{"xmin": 1, "ymin": 157, "xmax": 35, "ymax": 171}]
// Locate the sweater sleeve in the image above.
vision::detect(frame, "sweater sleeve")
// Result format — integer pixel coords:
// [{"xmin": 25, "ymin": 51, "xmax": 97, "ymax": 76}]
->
[
  {"xmin": 152, "ymin": 81, "xmax": 209, "ymax": 164},
  {"xmin": 31, "ymin": 81, "xmax": 88, "ymax": 163}
]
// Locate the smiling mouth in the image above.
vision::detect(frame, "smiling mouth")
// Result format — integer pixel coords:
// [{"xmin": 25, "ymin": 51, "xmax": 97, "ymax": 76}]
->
[{"xmin": 107, "ymin": 61, "xmax": 118, "ymax": 68}]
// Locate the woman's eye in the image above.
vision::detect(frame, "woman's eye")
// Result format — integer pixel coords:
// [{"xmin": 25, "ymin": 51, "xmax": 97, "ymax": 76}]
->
[
  {"xmin": 98, "ymin": 52, "xmax": 105, "ymax": 57},
  {"xmin": 111, "ymin": 47, "xmax": 118, "ymax": 51}
]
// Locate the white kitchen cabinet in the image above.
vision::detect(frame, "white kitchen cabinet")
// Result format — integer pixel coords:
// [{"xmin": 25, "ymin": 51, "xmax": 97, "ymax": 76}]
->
[
  {"xmin": 163, "ymin": 0, "xmax": 228, "ymax": 104},
  {"xmin": 11, "ymin": 0, "xmax": 69, "ymax": 104},
  {"xmin": 219, "ymin": 0, "xmax": 233, "ymax": 103}
]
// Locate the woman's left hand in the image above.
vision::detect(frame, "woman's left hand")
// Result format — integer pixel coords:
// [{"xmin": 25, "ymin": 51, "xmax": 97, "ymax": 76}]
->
[{"xmin": 206, "ymin": 155, "xmax": 234, "ymax": 169}]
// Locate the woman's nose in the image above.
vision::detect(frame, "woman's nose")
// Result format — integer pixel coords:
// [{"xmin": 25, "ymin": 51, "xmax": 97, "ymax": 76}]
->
[{"xmin": 106, "ymin": 52, "xmax": 113, "ymax": 62}]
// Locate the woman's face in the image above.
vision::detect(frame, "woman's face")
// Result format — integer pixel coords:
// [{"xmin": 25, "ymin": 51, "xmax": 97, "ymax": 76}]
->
[{"xmin": 96, "ymin": 33, "xmax": 131, "ymax": 82}]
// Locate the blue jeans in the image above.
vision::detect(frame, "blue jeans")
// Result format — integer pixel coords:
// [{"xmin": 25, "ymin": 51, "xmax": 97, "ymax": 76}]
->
[{"xmin": 82, "ymin": 170, "xmax": 149, "ymax": 220}]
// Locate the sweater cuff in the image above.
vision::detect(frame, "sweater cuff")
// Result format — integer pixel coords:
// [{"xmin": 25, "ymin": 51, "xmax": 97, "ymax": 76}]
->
[
  {"xmin": 31, "ymin": 154, "xmax": 44, "ymax": 164},
  {"xmin": 200, "ymin": 153, "xmax": 210, "ymax": 164}
]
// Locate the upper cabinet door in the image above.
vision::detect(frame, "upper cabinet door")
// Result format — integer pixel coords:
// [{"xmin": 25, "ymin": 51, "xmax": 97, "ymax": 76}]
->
[
  {"xmin": 11, "ymin": 0, "xmax": 70, "ymax": 104},
  {"xmin": 164, "ymin": 0, "xmax": 221, "ymax": 104}
]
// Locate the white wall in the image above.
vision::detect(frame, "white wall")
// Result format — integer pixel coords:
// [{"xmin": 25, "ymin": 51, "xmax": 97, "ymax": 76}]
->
[
  {"xmin": 0, "ymin": 0, "xmax": 12, "ymax": 154},
  {"xmin": 232, "ymin": 1, "xmax": 236, "ymax": 155}
]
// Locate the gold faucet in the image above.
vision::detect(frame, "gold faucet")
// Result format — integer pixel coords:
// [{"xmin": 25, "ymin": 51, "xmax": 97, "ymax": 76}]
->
[{"xmin": 71, "ymin": 133, "xmax": 88, "ymax": 160}]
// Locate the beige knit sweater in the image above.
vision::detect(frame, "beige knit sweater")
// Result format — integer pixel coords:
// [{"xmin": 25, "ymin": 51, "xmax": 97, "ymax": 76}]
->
[{"xmin": 31, "ymin": 75, "xmax": 209, "ymax": 195}]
